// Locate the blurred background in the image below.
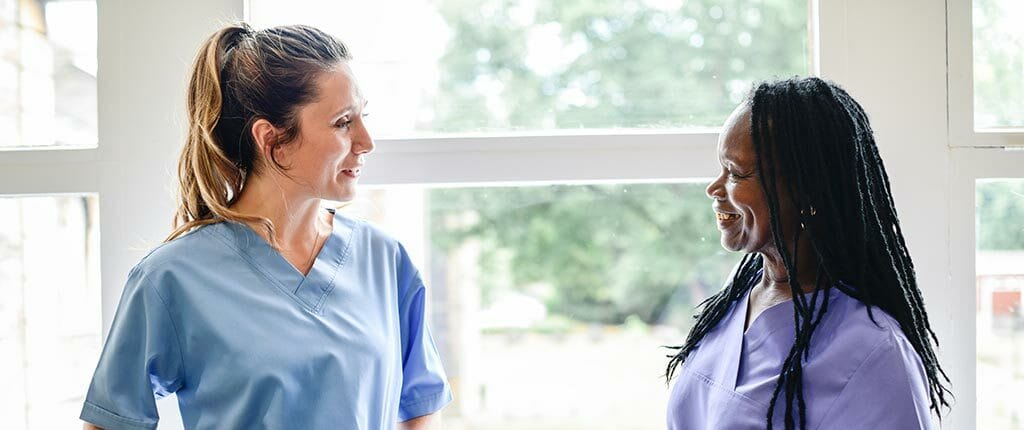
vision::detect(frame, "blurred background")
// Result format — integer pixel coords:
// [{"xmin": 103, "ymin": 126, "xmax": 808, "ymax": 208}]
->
[{"xmin": 0, "ymin": 0, "xmax": 1022, "ymax": 428}]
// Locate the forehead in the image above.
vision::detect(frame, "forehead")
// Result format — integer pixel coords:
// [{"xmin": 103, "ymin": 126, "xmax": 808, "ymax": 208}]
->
[
  {"xmin": 718, "ymin": 104, "xmax": 754, "ymax": 166},
  {"xmin": 306, "ymin": 64, "xmax": 363, "ymax": 115}
]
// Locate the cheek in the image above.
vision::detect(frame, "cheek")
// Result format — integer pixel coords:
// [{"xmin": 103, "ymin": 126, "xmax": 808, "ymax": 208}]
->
[
  {"xmin": 312, "ymin": 136, "xmax": 350, "ymax": 165},
  {"xmin": 731, "ymin": 185, "xmax": 771, "ymax": 238}
]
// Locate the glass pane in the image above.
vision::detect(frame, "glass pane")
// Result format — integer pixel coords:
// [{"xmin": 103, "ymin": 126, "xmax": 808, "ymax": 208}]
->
[
  {"xmin": 976, "ymin": 179, "xmax": 1024, "ymax": 429},
  {"xmin": 340, "ymin": 182, "xmax": 736, "ymax": 429},
  {"xmin": 0, "ymin": 195, "xmax": 101, "ymax": 427},
  {"xmin": 973, "ymin": 0, "xmax": 1024, "ymax": 130},
  {"xmin": 0, "ymin": 0, "xmax": 97, "ymax": 149},
  {"xmin": 249, "ymin": 0, "xmax": 809, "ymax": 136}
]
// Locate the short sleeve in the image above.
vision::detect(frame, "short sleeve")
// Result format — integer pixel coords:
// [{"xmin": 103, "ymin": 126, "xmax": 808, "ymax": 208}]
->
[
  {"xmin": 818, "ymin": 331, "xmax": 934, "ymax": 429},
  {"xmin": 80, "ymin": 267, "xmax": 184, "ymax": 430},
  {"xmin": 396, "ymin": 246, "xmax": 454, "ymax": 421}
]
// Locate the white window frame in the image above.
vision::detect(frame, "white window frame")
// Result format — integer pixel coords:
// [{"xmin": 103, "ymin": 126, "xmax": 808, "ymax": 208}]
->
[
  {"xmin": 947, "ymin": 1, "xmax": 1024, "ymax": 429},
  {"xmin": 1, "ymin": 0, "xmax": 1016, "ymax": 428},
  {"xmin": 947, "ymin": 0, "xmax": 1024, "ymax": 148}
]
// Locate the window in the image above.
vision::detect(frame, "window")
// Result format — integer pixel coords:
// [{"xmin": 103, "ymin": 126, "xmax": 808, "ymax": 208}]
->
[
  {"xmin": 0, "ymin": 0, "xmax": 97, "ymax": 149},
  {"xmin": 975, "ymin": 179, "xmax": 1024, "ymax": 429},
  {"xmin": 0, "ymin": 195, "xmax": 101, "ymax": 427},
  {"xmin": 949, "ymin": 0, "xmax": 1024, "ymax": 147},
  {"xmin": 342, "ymin": 182, "xmax": 736, "ymax": 428},
  {"xmin": 973, "ymin": 0, "xmax": 1023, "ymax": 130},
  {"xmin": 248, "ymin": 0, "xmax": 809, "ymax": 136}
]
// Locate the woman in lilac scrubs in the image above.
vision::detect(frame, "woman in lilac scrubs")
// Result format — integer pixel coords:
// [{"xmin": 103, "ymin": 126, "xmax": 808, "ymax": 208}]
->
[
  {"xmin": 80, "ymin": 24, "xmax": 451, "ymax": 429},
  {"xmin": 665, "ymin": 78, "xmax": 951, "ymax": 429}
]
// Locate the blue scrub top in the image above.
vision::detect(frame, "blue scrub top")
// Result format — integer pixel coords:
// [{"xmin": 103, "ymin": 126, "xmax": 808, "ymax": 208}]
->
[
  {"xmin": 81, "ymin": 210, "xmax": 453, "ymax": 429},
  {"xmin": 668, "ymin": 270, "xmax": 933, "ymax": 429}
]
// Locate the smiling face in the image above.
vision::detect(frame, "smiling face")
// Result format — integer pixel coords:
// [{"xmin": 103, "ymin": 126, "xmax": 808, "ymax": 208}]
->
[
  {"xmin": 706, "ymin": 103, "xmax": 798, "ymax": 255},
  {"xmin": 269, "ymin": 63, "xmax": 374, "ymax": 202}
]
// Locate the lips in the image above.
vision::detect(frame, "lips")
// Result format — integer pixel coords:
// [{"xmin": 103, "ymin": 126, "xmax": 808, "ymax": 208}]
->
[{"xmin": 713, "ymin": 204, "xmax": 740, "ymax": 222}]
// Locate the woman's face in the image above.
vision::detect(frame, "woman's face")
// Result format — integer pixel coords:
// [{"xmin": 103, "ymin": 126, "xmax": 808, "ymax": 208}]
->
[
  {"xmin": 273, "ymin": 63, "xmax": 374, "ymax": 202},
  {"xmin": 706, "ymin": 104, "xmax": 796, "ymax": 255}
]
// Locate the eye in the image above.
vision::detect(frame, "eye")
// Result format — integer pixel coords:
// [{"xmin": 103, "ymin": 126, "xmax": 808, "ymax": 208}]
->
[
  {"xmin": 729, "ymin": 168, "xmax": 756, "ymax": 183},
  {"xmin": 335, "ymin": 118, "xmax": 352, "ymax": 130}
]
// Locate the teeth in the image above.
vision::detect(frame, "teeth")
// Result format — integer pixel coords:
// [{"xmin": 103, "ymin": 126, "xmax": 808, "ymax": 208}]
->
[{"xmin": 716, "ymin": 213, "xmax": 739, "ymax": 221}]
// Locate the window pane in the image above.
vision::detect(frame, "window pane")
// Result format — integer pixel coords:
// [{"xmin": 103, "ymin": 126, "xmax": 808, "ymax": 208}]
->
[
  {"xmin": 976, "ymin": 179, "xmax": 1024, "ymax": 429},
  {"xmin": 249, "ymin": 0, "xmax": 809, "ymax": 136},
  {"xmin": 0, "ymin": 0, "xmax": 97, "ymax": 149},
  {"xmin": 340, "ymin": 182, "xmax": 736, "ymax": 429},
  {"xmin": 973, "ymin": 0, "xmax": 1024, "ymax": 130},
  {"xmin": 0, "ymin": 195, "xmax": 101, "ymax": 427}
]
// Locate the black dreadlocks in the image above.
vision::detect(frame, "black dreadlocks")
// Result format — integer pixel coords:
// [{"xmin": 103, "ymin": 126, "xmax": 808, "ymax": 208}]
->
[{"xmin": 665, "ymin": 77, "xmax": 951, "ymax": 430}]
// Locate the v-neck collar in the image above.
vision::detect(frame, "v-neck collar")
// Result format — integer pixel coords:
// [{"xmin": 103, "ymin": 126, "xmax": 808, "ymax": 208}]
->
[
  {"xmin": 723, "ymin": 269, "xmax": 842, "ymax": 389},
  {"xmin": 208, "ymin": 209, "xmax": 356, "ymax": 313},
  {"xmin": 742, "ymin": 275, "xmax": 841, "ymax": 350}
]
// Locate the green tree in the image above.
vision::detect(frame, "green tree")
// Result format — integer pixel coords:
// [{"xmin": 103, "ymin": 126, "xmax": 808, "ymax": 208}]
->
[
  {"xmin": 426, "ymin": 0, "xmax": 807, "ymax": 132},
  {"xmin": 429, "ymin": 184, "xmax": 739, "ymax": 324},
  {"xmin": 973, "ymin": 0, "xmax": 1024, "ymax": 128},
  {"xmin": 977, "ymin": 180, "xmax": 1024, "ymax": 250}
]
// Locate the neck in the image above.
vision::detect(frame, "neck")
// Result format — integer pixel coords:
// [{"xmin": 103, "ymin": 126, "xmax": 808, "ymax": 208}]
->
[
  {"xmin": 230, "ymin": 172, "xmax": 327, "ymax": 249},
  {"xmin": 758, "ymin": 235, "xmax": 821, "ymax": 298}
]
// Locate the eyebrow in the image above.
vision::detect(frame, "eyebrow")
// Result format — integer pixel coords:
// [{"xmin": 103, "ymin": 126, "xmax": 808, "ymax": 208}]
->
[
  {"xmin": 331, "ymin": 99, "xmax": 369, "ymax": 121},
  {"xmin": 718, "ymin": 152, "xmax": 738, "ymax": 168},
  {"xmin": 720, "ymin": 153, "xmax": 755, "ymax": 174}
]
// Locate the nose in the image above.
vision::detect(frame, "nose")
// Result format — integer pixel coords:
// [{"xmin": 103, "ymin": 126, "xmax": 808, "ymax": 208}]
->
[
  {"xmin": 353, "ymin": 119, "xmax": 375, "ymax": 155},
  {"xmin": 706, "ymin": 172, "xmax": 726, "ymax": 200}
]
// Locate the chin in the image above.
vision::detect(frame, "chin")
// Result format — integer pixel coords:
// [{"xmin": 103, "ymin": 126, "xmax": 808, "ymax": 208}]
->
[
  {"xmin": 721, "ymin": 242, "xmax": 743, "ymax": 253},
  {"xmin": 323, "ymin": 186, "xmax": 357, "ymax": 203},
  {"xmin": 720, "ymin": 236, "xmax": 751, "ymax": 254}
]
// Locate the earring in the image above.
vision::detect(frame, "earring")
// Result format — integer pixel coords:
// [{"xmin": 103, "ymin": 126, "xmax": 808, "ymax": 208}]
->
[{"xmin": 800, "ymin": 205, "xmax": 816, "ymax": 230}]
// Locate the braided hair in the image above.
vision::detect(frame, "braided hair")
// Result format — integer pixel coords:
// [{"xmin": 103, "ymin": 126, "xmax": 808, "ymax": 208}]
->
[{"xmin": 665, "ymin": 77, "xmax": 951, "ymax": 429}]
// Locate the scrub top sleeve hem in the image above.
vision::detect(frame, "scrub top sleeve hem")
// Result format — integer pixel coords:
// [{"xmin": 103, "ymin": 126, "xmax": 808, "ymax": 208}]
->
[
  {"xmin": 398, "ymin": 388, "xmax": 454, "ymax": 422},
  {"xmin": 80, "ymin": 401, "xmax": 157, "ymax": 430}
]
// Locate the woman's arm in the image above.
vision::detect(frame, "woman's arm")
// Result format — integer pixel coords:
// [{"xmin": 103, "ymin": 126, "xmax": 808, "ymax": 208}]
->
[
  {"xmin": 83, "ymin": 423, "xmax": 103, "ymax": 430},
  {"xmin": 399, "ymin": 413, "xmax": 437, "ymax": 430}
]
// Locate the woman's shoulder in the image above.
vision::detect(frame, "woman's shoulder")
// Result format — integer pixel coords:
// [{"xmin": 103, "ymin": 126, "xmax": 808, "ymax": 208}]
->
[
  {"xmin": 816, "ymin": 291, "xmax": 933, "ymax": 425},
  {"xmin": 827, "ymin": 290, "xmax": 928, "ymax": 376},
  {"xmin": 132, "ymin": 222, "xmax": 232, "ymax": 276},
  {"xmin": 333, "ymin": 212, "xmax": 423, "ymax": 283},
  {"xmin": 333, "ymin": 211, "xmax": 407, "ymax": 253},
  {"xmin": 832, "ymin": 290, "xmax": 910, "ymax": 342}
]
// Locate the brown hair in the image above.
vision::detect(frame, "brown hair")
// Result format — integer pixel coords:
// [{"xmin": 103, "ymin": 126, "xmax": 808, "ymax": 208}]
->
[{"xmin": 168, "ymin": 23, "xmax": 351, "ymax": 242}]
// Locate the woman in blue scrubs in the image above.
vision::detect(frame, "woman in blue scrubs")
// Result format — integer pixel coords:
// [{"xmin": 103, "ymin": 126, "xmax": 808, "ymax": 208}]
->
[
  {"xmin": 81, "ymin": 23, "xmax": 452, "ymax": 429},
  {"xmin": 665, "ymin": 78, "xmax": 952, "ymax": 429}
]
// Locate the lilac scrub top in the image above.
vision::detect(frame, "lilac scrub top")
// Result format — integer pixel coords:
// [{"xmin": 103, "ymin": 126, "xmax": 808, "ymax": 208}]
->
[{"xmin": 667, "ymin": 272, "xmax": 934, "ymax": 429}]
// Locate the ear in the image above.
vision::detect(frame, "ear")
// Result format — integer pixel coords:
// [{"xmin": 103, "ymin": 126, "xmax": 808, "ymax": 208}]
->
[{"xmin": 250, "ymin": 118, "xmax": 279, "ymax": 165}]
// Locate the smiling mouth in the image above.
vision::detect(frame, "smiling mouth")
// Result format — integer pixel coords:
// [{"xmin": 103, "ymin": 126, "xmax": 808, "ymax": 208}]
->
[{"xmin": 716, "ymin": 213, "xmax": 740, "ymax": 221}]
